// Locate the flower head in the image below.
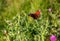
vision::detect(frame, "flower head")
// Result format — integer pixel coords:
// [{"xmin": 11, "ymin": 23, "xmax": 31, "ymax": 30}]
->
[
  {"xmin": 50, "ymin": 35, "xmax": 57, "ymax": 41},
  {"xmin": 48, "ymin": 8, "xmax": 52, "ymax": 12}
]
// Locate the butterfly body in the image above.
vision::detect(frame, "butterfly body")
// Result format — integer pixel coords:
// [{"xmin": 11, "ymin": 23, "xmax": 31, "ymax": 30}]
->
[
  {"xmin": 29, "ymin": 14, "xmax": 40, "ymax": 19},
  {"xmin": 29, "ymin": 10, "xmax": 40, "ymax": 19}
]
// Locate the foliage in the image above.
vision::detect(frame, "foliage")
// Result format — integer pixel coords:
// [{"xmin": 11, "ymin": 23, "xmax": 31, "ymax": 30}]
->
[{"xmin": 0, "ymin": 0, "xmax": 60, "ymax": 41}]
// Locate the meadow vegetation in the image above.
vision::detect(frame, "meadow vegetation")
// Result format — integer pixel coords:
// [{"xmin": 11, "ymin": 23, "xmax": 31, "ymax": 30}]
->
[{"xmin": 0, "ymin": 0, "xmax": 60, "ymax": 41}]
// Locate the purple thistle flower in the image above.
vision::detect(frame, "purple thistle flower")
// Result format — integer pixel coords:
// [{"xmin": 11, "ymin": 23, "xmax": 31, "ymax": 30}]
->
[{"xmin": 50, "ymin": 35, "xmax": 57, "ymax": 41}]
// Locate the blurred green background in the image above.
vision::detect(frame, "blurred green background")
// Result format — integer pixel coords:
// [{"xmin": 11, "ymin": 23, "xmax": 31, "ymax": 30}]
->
[{"xmin": 0, "ymin": 0, "xmax": 60, "ymax": 41}]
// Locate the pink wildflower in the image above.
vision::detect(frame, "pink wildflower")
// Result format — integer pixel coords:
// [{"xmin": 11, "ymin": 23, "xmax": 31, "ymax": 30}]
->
[{"xmin": 50, "ymin": 35, "xmax": 57, "ymax": 41}]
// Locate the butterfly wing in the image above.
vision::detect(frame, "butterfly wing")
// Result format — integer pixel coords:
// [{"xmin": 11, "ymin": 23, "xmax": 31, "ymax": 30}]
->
[{"xmin": 29, "ymin": 14, "xmax": 40, "ymax": 19}]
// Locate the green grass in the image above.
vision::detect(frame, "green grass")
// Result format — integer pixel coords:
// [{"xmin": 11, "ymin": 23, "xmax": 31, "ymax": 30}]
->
[{"xmin": 0, "ymin": 0, "xmax": 60, "ymax": 41}]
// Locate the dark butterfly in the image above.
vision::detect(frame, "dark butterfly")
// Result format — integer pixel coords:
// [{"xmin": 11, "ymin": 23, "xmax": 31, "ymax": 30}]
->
[{"xmin": 29, "ymin": 10, "xmax": 40, "ymax": 19}]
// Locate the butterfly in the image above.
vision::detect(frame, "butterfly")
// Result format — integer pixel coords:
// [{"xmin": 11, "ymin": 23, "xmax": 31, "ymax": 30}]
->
[{"xmin": 29, "ymin": 10, "xmax": 40, "ymax": 19}]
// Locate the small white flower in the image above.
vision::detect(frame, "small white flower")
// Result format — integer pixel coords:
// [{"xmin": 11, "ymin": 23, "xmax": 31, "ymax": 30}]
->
[
  {"xmin": 48, "ymin": 8, "xmax": 52, "ymax": 12},
  {"xmin": 3, "ymin": 29, "xmax": 7, "ymax": 35}
]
